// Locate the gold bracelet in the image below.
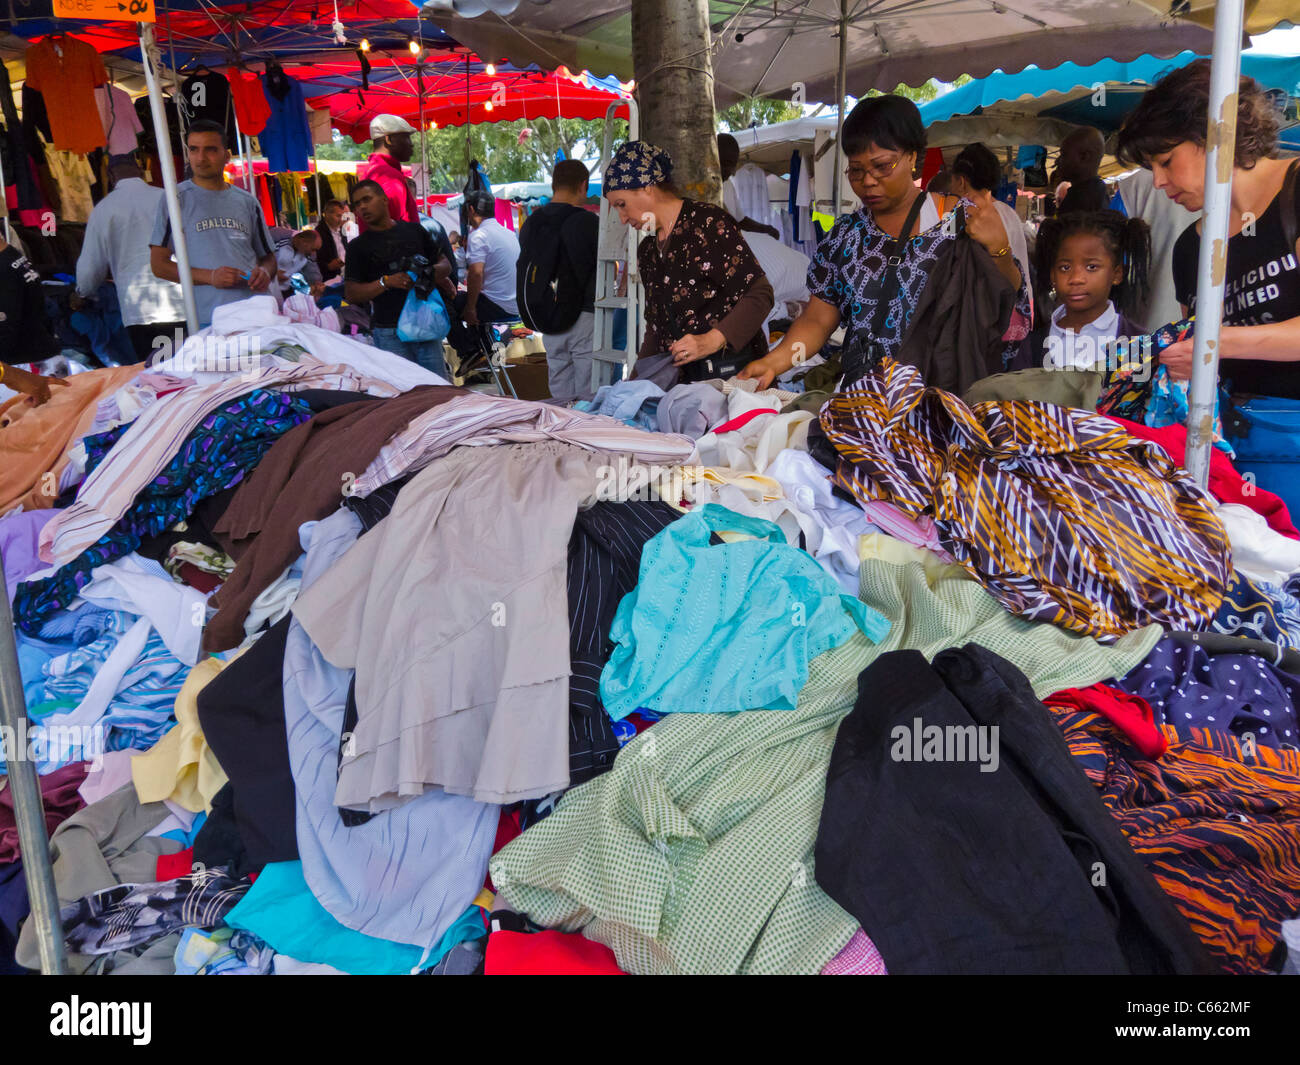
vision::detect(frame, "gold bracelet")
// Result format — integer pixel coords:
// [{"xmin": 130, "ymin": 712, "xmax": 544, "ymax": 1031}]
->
[
  {"xmin": 990, "ymin": 244, "xmax": 1011, "ymax": 258},
  {"xmin": 0, "ymin": 363, "xmax": 6, "ymax": 384}
]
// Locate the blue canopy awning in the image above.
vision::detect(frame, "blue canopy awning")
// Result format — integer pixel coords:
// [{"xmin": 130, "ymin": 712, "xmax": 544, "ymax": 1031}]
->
[{"xmin": 920, "ymin": 51, "xmax": 1300, "ymax": 127}]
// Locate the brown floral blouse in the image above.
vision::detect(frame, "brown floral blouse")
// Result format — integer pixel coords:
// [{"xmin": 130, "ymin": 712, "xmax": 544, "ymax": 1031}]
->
[{"xmin": 637, "ymin": 199, "xmax": 774, "ymax": 374}]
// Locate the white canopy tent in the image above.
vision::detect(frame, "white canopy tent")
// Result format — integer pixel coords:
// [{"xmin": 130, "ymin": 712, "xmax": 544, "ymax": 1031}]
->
[{"xmin": 424, "ymin": 0, "xmax": 1215, "ymax": 105}]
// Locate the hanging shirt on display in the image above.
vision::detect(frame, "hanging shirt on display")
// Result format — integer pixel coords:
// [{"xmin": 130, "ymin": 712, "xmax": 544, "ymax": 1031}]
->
[
  {"xmin": 259, "ymin": 68, "xmax": 312, "ymax": 174},
  {"xmin": 23, "ymin": 35, "xmax": 107, "ymax": 155},
  {"xmin": 228, "ymin": 69, "xmax": 270, "ymax": 136},
  {"xmin": 44, "ymin": 139, "xmax": 96, "ymax": 224},
  {"xmin": 95, "ymin": 85, "xmax": 143, "ymax": 158},
  {"xmin": 179, "ymin": 69, "xmax": 237, "ymax": 151}
]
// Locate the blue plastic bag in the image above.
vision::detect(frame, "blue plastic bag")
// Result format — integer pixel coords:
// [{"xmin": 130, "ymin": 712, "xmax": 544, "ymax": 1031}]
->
[{"xmin": 396, "ymin": 285, "xmax": 451, "ymax": 343}]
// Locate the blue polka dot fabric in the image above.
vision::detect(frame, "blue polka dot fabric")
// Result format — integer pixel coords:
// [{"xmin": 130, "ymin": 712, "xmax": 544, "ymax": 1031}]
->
[{"xmin": 1114, "ymin": 636, "xmax": 1300, "ymax": 749}]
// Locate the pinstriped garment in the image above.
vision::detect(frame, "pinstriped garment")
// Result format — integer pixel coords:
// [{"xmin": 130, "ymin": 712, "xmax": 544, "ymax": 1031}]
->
[{"xmin": 819, "ymin": 358, "xmax": 1232, "ymax": 640}]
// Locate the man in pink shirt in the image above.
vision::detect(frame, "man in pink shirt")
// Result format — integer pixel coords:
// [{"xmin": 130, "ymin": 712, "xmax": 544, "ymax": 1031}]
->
[{"xmin": 360, "ymin": 114, "xmax": 419, "ymax": 226}]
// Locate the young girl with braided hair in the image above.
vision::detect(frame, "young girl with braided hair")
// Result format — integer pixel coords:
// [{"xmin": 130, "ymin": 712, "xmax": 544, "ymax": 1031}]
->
[{"xmin": 1033, "ymin": 209, "xmax": 1153, "ymax": 371}]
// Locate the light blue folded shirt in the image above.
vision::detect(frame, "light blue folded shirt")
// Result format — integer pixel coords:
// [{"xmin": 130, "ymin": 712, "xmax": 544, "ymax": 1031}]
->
[{"xmin": 600, "ymin": 504, "xmax": 890, "ymax": 720}]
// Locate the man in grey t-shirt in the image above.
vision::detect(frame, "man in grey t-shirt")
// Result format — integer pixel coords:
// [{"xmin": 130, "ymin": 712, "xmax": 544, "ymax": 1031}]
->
[{"xmin": 149, "ymin": 119, "xmax": 276, "ymax": 329}]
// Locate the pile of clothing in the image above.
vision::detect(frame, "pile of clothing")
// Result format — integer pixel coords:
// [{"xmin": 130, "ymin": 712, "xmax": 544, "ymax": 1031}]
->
[{"xmin": 2, "ymin": 300, "xmax": 1298, "ymax": 975}]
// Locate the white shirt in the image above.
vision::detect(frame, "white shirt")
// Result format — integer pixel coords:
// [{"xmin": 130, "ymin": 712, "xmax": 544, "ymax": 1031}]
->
[
  {"xmin": 743, "ymin": 232, "xmax": 810, "ymax": 305},
  {"xmin": 466, "ymin": 218, "xmax": 520, "ymax": 316},
  {"xmin": 1044, "ymin": 300, "xmax": 1121, "ymax": 371},
  {"xmin": 76, "ymin": 177, "xmax": 186, "ymax": 327},
  {"xmin": 723, "ymin": 179, "xmax": 742, "ymax": 221},
  {"xmin": 325, "ymin": 225, "xmax": 347, "ymax": 266}
]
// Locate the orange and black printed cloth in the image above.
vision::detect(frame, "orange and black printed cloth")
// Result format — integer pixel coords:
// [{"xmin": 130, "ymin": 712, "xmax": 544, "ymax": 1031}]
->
[
  {"xmin": 818, "ymin": 358, "xmax": 1232, "ymax": 640},
  {"xmin": 1051, "ymin": 701, "xmax": 1300, "ymax": 974}
]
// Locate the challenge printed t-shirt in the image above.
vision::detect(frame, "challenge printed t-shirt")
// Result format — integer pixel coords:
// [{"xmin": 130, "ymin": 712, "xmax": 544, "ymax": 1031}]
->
[{"xmin": 150, "ymin": 181, "xmax": 275, "ymax": 327}]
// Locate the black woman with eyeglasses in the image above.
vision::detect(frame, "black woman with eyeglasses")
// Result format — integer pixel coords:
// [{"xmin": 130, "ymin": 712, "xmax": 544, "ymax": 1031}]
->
[{"xmin": 740, "ymin": 94, "xmax": 1029, "ymax": 390}]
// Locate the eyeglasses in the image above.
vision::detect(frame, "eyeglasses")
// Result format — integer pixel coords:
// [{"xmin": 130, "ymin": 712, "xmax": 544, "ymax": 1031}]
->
[{"xmin": 845, "ymin": 154, "xmax": 909, "ymax": 183}]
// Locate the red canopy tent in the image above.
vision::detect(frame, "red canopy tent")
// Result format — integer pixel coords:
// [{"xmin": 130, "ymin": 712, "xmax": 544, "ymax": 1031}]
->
[{"xmin": 300, "ymin": 56, "xmax": 629, "ymax": 143}]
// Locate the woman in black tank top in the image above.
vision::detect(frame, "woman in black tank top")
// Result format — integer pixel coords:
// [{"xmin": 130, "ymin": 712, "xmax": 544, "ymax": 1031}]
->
[{"xmin": 1117, "ymin": 60, "xmax": 1300, "ymax": 399}]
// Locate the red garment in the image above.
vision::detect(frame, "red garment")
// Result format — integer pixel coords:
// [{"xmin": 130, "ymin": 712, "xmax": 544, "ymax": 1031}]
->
[
  {"xmin": 484, "ymin": 808, "xmax": 522, "ymax": 892},
  {"xmin": 484, "ymin": 930, "xmax": 626, "ymax": 975},
  {"xmin": 921, "ymin": 147, "xmax": 945, "ymax": 188},
  {"xmin": 156, "ymin": 847, "xmax": 194, "ymax": 881},
  {"xmin": 712, "ymin": 407, "xmax": 774, "ymax": 435},
  {"xmin": 176, "ymin": 562, "xmax": 222, "ymax": 594},
  {"xmin": 1043, "ymin": 684, "xmax": 1168, "ymax": 760},
  {"xmin": 0, "ymin": 761, "xmax": 87, "ymax": 862},
  {"xmin": 1110, "ymin": 418, "xmax": 1298, "ymax": 539},
  {"xmin": 227, "ymin": 69, "xmax": 271, "ymax": 136},
  {"xmin": 256, "ymin": 175, "xmax": 276, "ymax": 227},
  {"xmin": 360, "ymin": 153, "xmax": 418, "ymax": 225}
]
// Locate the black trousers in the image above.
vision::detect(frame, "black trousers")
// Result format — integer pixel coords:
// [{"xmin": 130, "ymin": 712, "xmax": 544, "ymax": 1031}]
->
[
  {"xmin": 127, "ymin": 321, "xmax": 187, "ymax": 364},
  {"xmin": 447, "ymin": 292, "xmax": 515, "ymax": 358},
  {"xmin": 814, "ymin": 643, "xmax": 1215, "ymax": 975}
]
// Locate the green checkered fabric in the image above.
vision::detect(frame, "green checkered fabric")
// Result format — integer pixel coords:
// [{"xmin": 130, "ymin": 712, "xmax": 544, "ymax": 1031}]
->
[{"xmin": 490, "ymin": 554, "xmax": 1164, "ymax": 974}]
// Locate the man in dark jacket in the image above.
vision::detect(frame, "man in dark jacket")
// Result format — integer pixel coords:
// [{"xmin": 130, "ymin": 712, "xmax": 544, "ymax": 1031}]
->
[{"xmin": 315, "ymin": 198, "xmax": 349, "ymax": 283}]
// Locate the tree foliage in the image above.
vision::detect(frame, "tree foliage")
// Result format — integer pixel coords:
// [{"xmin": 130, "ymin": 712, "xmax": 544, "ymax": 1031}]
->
[{"xmin": 718, "ymin": 96, "xmax": 803, "ymax": 132}]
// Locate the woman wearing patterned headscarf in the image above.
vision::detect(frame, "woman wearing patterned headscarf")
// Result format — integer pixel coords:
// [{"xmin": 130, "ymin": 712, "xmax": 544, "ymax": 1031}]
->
[{"xmin": 604, "ymin": 140, "xmax": 774, "ymax": 384}]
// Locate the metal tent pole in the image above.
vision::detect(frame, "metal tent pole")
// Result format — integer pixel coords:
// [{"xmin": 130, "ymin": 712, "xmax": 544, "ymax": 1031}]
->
[
  {"xmin": 232, "ymin": 101, "xmax": 250, "ymax": 193},
  {"xmin": 831, "ymin": 0, "xmax": 848, "ymax": 218},
  {"xmin": 1184, "ymin": 0, "xmax": 1245, "ymax": 489},
  {"xmin": 417, "ymin": 56, "xmax": 430, "ymax": 212},
  {"xmin": 0, "ymin": 142, "xmax": 9, "ymax": 243},
  {"xmin": 165, "ymin": 4, "xmax": 187, "ymax": 139},
  {"xmin": 140, "ymin": 23, "xmax": 200, "ymax": 334},
  {"xmin": 0, "ymin": 563, "xmax": 66, "ymax": 974},
  {"xmin": 244, "ymin": 134, "xmax": 256, "ymax": 195}
]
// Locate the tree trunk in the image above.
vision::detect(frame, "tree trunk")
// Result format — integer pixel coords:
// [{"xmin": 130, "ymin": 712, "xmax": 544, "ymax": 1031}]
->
[{"xmin": 630, "ymin": 0, "xmax": 721, "ymax": 205}]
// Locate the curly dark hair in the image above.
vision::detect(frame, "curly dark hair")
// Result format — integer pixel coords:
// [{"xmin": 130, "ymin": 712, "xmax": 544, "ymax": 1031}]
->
[
  {"xmin": 1115, "ymin": 58, "xmax": 1280, "ymax": 170},
  {"xmin": 1034, "ymin": 210, "xmax": 1152, "ymax": 318}
]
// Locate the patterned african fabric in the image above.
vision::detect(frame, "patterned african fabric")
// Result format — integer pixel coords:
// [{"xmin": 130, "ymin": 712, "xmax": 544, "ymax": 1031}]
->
[
  {"xmin": 489, "ymin": 542, "xmax": 1162, "ymax": 975},
  {"xmin": 807, "ymin": 199, "xmax": 1032, "ymax": 376},
  {"xmin": 14, "ymin": 390, "xmax": 312, "ymax": 633},
  {"xmin": 818, "ymin": 358, "xmax": 1231, "ymax": 640},
  {"xmin": 1051, "ymin": 702, "xmax": 1300, "ymax": 975},
  {"xmin": 1211, "ymin": 570, "xmax": 1300, "ymax": 650}
]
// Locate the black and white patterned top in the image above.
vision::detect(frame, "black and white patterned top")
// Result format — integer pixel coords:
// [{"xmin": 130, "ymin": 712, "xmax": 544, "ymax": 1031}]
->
[{"xmin": 808, "ymin": 198, "xmax": 1031, "ymax": 379}]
